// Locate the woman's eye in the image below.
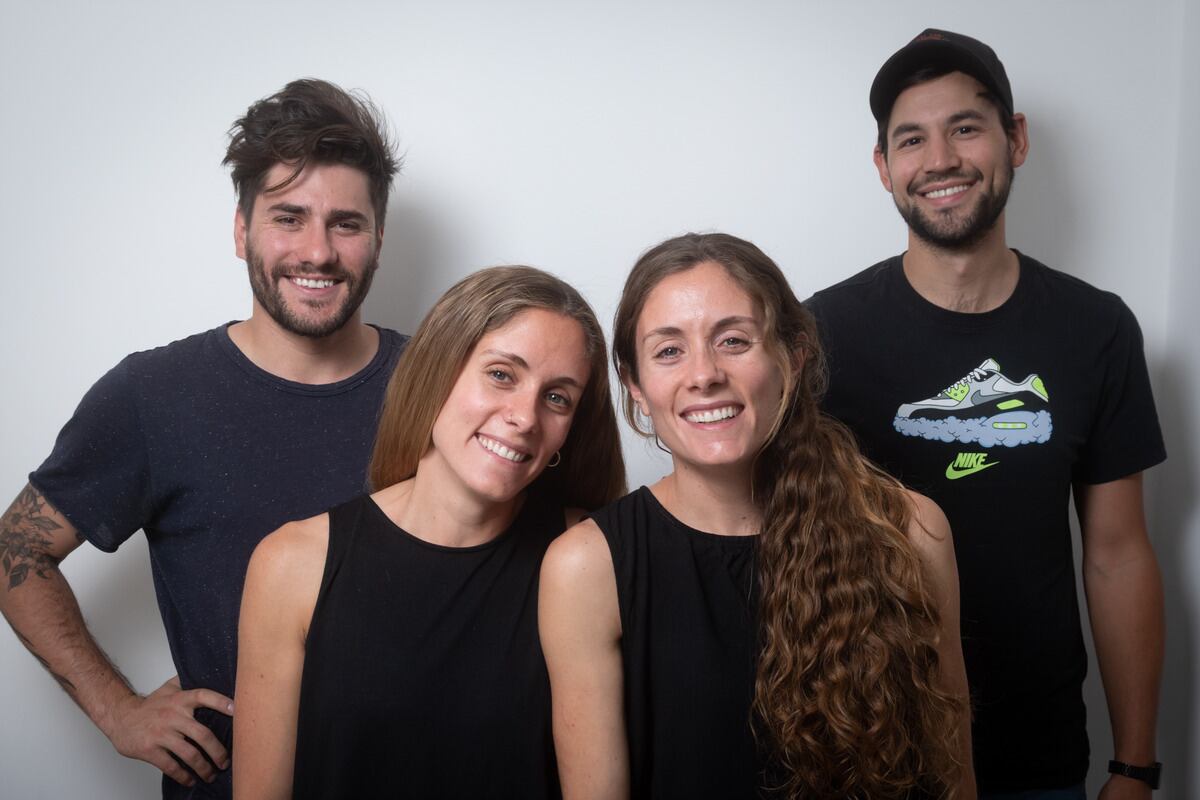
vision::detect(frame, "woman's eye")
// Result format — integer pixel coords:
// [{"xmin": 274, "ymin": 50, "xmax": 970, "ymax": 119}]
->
[
  {"xmin": 653, "ymin": 345, "xmax": 681, "ymax": 360},
  {"xmin": 489, "ymin": 369, "xmax": 513, "ymax": 383},
  {"xmin": 546, "ymin": 391, "xmax": 572, "ymax": 408},
  {"xmin": 718, "ymin": 336, "xmax": 751, "ymax": 351}
]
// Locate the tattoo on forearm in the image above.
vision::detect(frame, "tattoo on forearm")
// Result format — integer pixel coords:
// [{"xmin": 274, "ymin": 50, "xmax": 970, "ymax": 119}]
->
[
  {"xmin": 15, "ymin": 629, "xmax": 77, "ymax": 694},
  {"xmin": 0, "ymin": 486, "xmax": 65, "ymax": 590}
]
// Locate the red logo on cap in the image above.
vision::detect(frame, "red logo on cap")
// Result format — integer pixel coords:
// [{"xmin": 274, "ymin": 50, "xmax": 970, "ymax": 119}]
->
[{"xmin": 914, "ymin": 32, "xmax": 946, "ymax": 42}]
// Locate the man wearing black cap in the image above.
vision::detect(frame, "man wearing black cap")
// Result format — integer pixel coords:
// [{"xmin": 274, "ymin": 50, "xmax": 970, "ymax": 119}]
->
[{"xmin": 807, "ymin": 29, "xmax": 1165, "ymax": 799}]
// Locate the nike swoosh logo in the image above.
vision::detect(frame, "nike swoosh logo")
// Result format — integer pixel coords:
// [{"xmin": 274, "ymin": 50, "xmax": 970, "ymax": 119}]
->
[{"xmin": 945, "ymin": 461, "xmax": 999, "ymax": 480}]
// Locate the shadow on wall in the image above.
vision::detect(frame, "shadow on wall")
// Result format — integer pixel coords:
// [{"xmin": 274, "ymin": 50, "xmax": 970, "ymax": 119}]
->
[
  {"xmin": 1005, "ymin": 105, "xmax": 1076, "ymax": 275},
  {"xmin": 362, "ymin": 198, "xmax": 448, "ymax": 335},
  {"xmin": 1005, "ymin": 107, "xmax": 1193, "ymax": 796},
  {"xmin": 1147, "ymin": 353, "xmax": 1195, "ymax": 800}
]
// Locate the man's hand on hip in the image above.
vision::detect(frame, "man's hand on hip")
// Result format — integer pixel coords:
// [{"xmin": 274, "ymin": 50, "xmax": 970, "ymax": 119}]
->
[{"xmin": 105, "ymin": 675, "xmax": 233, "ymax": 787}]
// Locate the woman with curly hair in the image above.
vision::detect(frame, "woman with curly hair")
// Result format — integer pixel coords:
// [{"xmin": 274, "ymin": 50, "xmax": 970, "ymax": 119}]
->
[
  {"xmin": 234, "ymin": 266, "xmax": 625, "ymax": 799},
  {"xmin": 540, "ymin": 233, "xmax": 973, "ymax": 799}
]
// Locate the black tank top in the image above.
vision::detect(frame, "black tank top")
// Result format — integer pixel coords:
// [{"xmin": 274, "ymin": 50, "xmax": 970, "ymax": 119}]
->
[
  {"xmin": 591, "ymin": 486, "xmax": 764, "ymax": 799},
  {"xmin": 293, "ymin": 492, "xmax": 563, "ymax": 799}
]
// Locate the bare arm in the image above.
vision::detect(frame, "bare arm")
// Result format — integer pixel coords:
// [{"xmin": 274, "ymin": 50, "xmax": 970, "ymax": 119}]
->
[
  {"xmin": 539, "ymin": 519, "xmax": 628, "ymax": 800},
  {"xmin": 1076, "ymin": 474, "xmax": 1162, "ymax": 800},
  {"xmin": 906, "ymin": 491, "xmax": 976, "ymax": 799},
  {"xmin": 0, "ymin": 483, "xmax": 232, "ymax": 787},
  {"xmin": 233, "ymin": 516, "xmax": 327, "ymax": 800}
]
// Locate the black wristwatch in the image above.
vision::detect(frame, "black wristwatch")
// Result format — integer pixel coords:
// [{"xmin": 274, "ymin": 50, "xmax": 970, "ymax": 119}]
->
[{"xmin": 1108, "ymin": 759, "xmax": 1162, "ymax": 790}]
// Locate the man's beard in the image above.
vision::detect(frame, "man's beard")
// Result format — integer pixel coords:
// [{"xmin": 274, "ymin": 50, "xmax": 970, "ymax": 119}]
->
[
  {"xmin": 897, "ymin": 163, "xmax": 1014, "ymax": 250},
  {"xmin": 245, "ymin": 242, "xmax": 378, "ymax": 339}
]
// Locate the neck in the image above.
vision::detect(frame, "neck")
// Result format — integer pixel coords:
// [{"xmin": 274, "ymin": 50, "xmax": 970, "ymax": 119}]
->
[
  {"xmin": 902, "ymin": 218, "xmax": 1019, "ymax": 313},
  {"xmin": 227, "ymin": 308, "xmax": 379, "ymax": 384},
  {"xmin": 373, "ymin": 461, "xmax": 522, "ymax": 549},
  {"xmin": 652, "ymin": 463, "xmax": 760, "ymax": 537}
]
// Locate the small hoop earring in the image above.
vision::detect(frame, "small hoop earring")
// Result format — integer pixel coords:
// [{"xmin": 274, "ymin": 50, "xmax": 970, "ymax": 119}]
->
[
  {"xmin": 653, "ymin": 435, "xmax": 672, "ymax": 455},
  {"xmin": 547, "ymin": 451, "xmax": 562, "ymax": 468}
]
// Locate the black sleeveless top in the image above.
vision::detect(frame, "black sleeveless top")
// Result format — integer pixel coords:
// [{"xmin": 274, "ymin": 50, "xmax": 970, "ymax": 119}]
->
[
  {"xmin": 292, "ymin": 493, "xmax": 564, "ymax": 799},
  {"xmin": 591, "ymin": 486, "xmax": 764, "ymax": 799}
]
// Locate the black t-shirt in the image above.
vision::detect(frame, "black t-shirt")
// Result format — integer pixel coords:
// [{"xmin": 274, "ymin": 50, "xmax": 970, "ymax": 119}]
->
[
  {"xmin": 592, "ymin": 486, "xmax": 763, "ymax": 799},
  {"xmin": 30, "ymin": 323, "xmax": 406, "ymax": 799},
  {"xmin": 807, "ymin": 253, "xmax": 1165, "ymax": 792},
  {"xmin": 294, "ymin": 492, "xmax": 564, "ymax": 799}
]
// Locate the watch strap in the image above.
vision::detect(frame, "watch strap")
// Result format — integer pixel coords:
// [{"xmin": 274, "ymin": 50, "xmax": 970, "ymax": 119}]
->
[{"xmin": 1108, "ymin": 759, "xmax": 1162, "ymax": 790}]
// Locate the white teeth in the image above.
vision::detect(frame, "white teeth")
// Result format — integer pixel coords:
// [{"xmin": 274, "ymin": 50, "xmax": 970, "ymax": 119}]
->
[
  {"xmin": 922, "ymin": 184, "xmax": 970, "ymax": 199},
  {"xmin": 477, "ymin": 435, "xmax": 530, "ymax": 462},
  {"xmin": 291, "ymin": 277, "xmax": 336, "ymax": 288},
  {"xmin": 684, "ymin": 406, "xmax": 739, "ymax": 423}
]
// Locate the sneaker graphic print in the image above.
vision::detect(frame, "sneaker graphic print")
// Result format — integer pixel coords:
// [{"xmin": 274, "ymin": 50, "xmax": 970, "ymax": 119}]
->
[{"xmin": 893, "ymin": 358, "xmax": 1052, "ymax": 447}]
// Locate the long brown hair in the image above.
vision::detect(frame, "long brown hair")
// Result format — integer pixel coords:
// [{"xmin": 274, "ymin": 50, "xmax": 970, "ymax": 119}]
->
[
  {"xmin": 613, "ymin": 233, "xmax": 963, "ymax": 798},
  {"xmin": 370, "ymin": 265, "xmax": 626, "ymax": 511}
]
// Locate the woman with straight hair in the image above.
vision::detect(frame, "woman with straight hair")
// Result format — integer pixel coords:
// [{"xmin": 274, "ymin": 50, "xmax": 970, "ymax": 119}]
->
[
  {"xmin": 234, "ymin": 266, "xmax": 626, "ymax": 799},
  {"xmin": 540, "ymin": 233, "xmax": 973, "ymax": 799}
]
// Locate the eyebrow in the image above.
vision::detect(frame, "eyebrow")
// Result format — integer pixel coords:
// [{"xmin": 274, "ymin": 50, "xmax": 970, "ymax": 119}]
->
[
  {"xmin": 948, "ymin": 109, "xmax": 988, "ymax": 126},
  {"xmin": 641, "ymin": 315, "xmax": 759, "ymax": 342},
  {"xmin": 265, "ymin": 203, "xmax": 371, "ymax": 225},
  {"xmin": 266, "ymin": 202, "xmax": 309, "ymax": 216},
  {"xmin": 481, "ymin": 349, "xmax": 584, "ymax": 387},
  {"xmin": 891, "ymin": 107, "xmax": 989, "ymax": 141}
]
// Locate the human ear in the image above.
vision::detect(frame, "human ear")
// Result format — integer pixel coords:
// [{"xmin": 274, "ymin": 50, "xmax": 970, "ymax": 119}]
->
[
  {"xmin": 234, "ymin": 207, "xmax": 248, "ymax": 260},
  {"xmin": 1008, "ymin": 112, "xmax": 1030, "ymax": 168},
  {"xmin": 873, "ymin": 145, "xmax": 894, "ymax": 193},
  {"xmin": 623, "ymin": 369, "xmax": 650, "ymax": 418}
]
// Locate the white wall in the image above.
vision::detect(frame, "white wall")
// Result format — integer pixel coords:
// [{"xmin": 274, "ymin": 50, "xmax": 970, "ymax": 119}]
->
[
  {"xmin": 1157, "ymin": 0, "xmax": 1200, "ymax": 797},
  {"xmin": 0, "ymin": 1, "xmax": 1193, "ymax": 796}
]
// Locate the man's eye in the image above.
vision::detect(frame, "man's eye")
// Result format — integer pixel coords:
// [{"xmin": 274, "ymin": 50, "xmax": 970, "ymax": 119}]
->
[{"xmin": 276, "ymin": 216, "xmax": 300, "ymax": 226}]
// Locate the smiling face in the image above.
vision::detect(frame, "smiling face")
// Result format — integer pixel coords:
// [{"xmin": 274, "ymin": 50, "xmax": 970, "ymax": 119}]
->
[
  {"xmin": 874, "ymin": 70, "xmax": 1028, "ymax": 250},
  {"xmin": 627, "ymin": 261, "xmax": 785, "ymax": 474},
  {"xmin": 424, "ymin": 308, "xmax": 592, "ymax": 507},
  {"xmin": 235, "ymin": 162, "xmax": 382, "ymax": 338}
]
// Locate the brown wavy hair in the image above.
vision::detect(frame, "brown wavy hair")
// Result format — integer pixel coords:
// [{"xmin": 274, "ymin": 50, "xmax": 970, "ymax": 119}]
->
[
  {"xmin": 223, "ymin": 78, "xmax": 401, "ymax": 225},
  {"xmin": 370, "ymin": 266, "xmax": 626, "ymax": 511},
  {"xmin": 613, "ymin": 233, "xmax": 964, "ymax": 798}
]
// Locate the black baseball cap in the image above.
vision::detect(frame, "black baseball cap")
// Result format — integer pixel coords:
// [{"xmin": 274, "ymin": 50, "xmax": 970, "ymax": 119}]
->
[{"xmin": 870, "ymin": 29, "xmax": 1013, "ymax": 125}]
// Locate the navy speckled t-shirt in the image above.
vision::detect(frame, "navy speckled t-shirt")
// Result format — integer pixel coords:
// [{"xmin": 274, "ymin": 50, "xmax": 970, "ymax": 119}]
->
[{"xmin": 30, "ymin": 323, "xmax": 406, "ymax": 799}]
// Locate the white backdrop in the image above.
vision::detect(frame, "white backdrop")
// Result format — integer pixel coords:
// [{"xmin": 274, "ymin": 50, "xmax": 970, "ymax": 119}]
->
[{"xmin": 1, "ymin": 1, "xmax": 1195, "ymax": 797}]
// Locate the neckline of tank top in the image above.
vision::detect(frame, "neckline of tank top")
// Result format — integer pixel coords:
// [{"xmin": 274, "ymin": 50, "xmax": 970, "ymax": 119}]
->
[
  {"xmin": 637, "ymin": 486, "xmax": 759, "ymax": 545},
  {"xmin": 362, "ymin": 492, "xmax": 546, "ymax": 553}
]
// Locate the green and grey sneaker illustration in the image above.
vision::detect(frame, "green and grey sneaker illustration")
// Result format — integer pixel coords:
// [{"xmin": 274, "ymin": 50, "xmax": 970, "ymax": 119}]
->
[{"xmin": 893, "ymin": 358, "xmax": 1052, "ymax": 447}]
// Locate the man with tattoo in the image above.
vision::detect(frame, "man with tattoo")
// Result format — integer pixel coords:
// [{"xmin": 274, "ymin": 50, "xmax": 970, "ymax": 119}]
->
[{"xmin": 0, "ymin": 79, "xmax": 405, "ymax": 798}]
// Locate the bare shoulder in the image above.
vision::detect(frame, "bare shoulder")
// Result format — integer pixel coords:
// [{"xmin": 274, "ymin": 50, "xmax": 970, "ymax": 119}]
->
[
  {"xmin": 244, "ymin": 513, "xmax": 330, "ymax": 624},
  {"xmin": 251, "ymin": 514, "xmax": 329, "ymax": 575},
  {"xmin": 543, "ymin": 518, "xmax": 613, "ymax": 582},
  {"xmin": 540, "ymin": 518, "xmax": 621, "ymax": 642},
  {"xmin": 901, "ymin": 490, "xmax": 954, "ymax": 563}
]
